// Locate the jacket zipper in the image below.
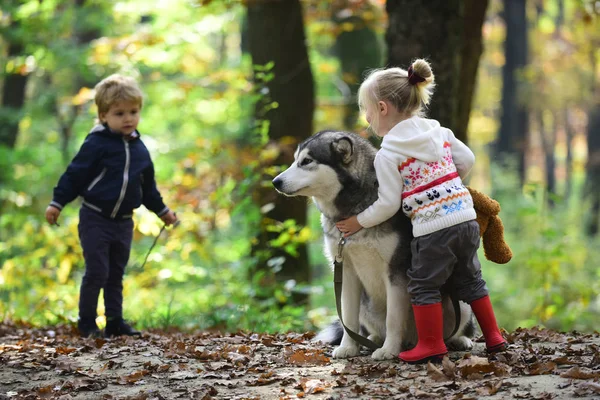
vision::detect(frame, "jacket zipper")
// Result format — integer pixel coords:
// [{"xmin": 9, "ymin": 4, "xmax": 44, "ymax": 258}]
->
[
  {"xmin": 87, "ymin": 168, "xmax": 107, "ymax": 191},
  {"xmin": 111, "ymin": 139, "xmax": 130, "ymax": 218},
  {"xmin": 83, "ymin": 201, "xmax": 102, "ymax": 213}
]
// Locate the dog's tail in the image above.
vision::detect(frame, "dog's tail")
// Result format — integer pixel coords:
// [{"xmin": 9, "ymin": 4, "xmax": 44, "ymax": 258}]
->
[{"xmin": 313, "ymin": 320, "xmax": 343, "ymax": 345}]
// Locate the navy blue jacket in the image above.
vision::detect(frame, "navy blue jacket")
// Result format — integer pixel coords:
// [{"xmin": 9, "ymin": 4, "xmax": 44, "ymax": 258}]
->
[{"xmin": 51, "ymin": 124, "xmax": 169, "ymax": 219}]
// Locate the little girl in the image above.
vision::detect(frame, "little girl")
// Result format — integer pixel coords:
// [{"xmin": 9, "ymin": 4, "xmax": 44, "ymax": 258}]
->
[{"xmin": 336, "ymin": 59, "xmax": 507, "ymax": 364}]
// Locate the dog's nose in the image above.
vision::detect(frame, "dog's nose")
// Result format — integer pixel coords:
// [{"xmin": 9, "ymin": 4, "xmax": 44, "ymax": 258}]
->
[{"xmin": 272, "ymin": 177, "xmax": 283, "ymax": 190}]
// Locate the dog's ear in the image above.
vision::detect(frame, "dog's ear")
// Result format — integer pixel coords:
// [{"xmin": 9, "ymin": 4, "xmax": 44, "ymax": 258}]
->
[{"xmin": 331, "ymin": 137, "xmax": 353, "ymax": 164}]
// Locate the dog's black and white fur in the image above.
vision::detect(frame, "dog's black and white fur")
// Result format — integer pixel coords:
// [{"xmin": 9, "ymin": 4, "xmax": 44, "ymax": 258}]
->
[{"xmin": 273, "ymin": 130, "xmax": 475, "ymax": 360}]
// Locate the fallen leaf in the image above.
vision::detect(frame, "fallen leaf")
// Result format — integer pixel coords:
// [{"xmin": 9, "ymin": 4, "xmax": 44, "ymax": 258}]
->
[
  {"xmin": 169, "ymin": 371, "xmax": 197, "ymax": 380},
  {"xmin": 427, "ymin": 361, "xmax": 448, "ymax": 382},
  {"xmin": 299, "ymin": 378, "xmax": 327, "ymax": 394},
  {"xmin": 578, "ymin": 381, "xmax": 600, "ymax": 394},
  {"xmin": 115, "ymin": 369, "xmax": 149, "ymax": 385},
  {"xmin": 476, "ymin": 379, "xmax": 503, "ymax": 396},
  {"xmin": 442, "ymin": 356, "xmax": 457, "ymax": 380},
  {"xmin": 56, "ymin": 346, "xmax": 77, "ymax": 355},
  {"xmin": 526, "ymin": 361, "xmax": 557, "ymax": 375},
  {"xmin": 560, "ymin": 366, "xmax": 600, "ymax": 379},
  {"xmin": 285, "ymin": 349, "xmax": 329, "ymax": 366}
]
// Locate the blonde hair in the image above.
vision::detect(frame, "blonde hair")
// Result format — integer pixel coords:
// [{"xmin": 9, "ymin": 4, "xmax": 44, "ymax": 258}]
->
[
  {"xmin": 94, "ymin": 74, "xmax": 143, "ymax": 116},
  {"xmin": 358, "ymin": 59, "xmax": 435, "ymax": 133}
]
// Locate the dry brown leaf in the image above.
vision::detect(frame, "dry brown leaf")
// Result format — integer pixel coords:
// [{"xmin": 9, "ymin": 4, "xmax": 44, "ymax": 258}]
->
[
  {"xmin": 578, "ymin": 381, "xmax": 600, "ymax": 394},
  {"xmin": 442, "ymin": 356, "xmax": 458, "ymax": 380},
  {"xmin": 1, "ymin": 322, "xmax": 599, "ymax": 399},
  {"xmin": 475, "ymin": 379, "xmax": 503, "ymax": 396},
  {"xmin": 168, "ymin": 371, "xmax": 198, "ymax": 380},
  {"xmin": 116, "ymin": 369, "xmax": 149, "ymax": 385},
  {"xmin": 551, "ymin": 356, "xmax": 576, "ymax": 365},
  {"xmin": 70, "ymin": 378, "xmax": 108, "ymax": 391},
  {"xmin": 56, "ymin": 346, "xmax": 77, "ymax": 355},
  {"xmin": 226, "ymin": 351, "xmax": 250, "ymax": 364},
  {"xmin": 301, "ymin": 378, "xmax": 328, "ymax": 394},
  {"xmin": 351, "ymin": 383, "xmax": 367, "ymax": 395},
  {"xmin": 427, "ymin": 361, "xmax": 449, "ymax": 382},
  {"xmin": 526, "ymin": 361, "xmax": 557, "ymax": 375},
  {"xmin": 285, "ymin": 349, "xmax": 329, "ymax": 366},
  {"xmin": 457, "ymin": 355, "xmax": 495, "ymax": 377},
  {"xmin": 410, "ymin": 386, "xmax": 442, "ymax": 398},
  {"xmin": 560, "ymin": 366, "xmax": 600, "ymax": 379},
  {"xmin": 246, "ymin": 370, "xmax": 281, "ymax": 386}
]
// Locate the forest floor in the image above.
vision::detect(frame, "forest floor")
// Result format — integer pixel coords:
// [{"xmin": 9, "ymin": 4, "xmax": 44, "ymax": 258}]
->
[{"xmin": 1, "ymin": 322, "xmax": 600, "ymax": 400}]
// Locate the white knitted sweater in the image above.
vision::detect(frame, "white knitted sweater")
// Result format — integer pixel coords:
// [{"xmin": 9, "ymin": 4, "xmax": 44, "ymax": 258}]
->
[{"xmin": 357, "ymin": 116, "xmax": 477, "ymax": 237}]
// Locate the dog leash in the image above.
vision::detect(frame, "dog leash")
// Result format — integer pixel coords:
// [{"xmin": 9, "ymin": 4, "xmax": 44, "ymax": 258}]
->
[
  {"xmin": 333, "ymin": 235, "xmax": 380, "ymax": 350},
  {"xmin": 333, "ymin": 234, "xmax": 461, "ymax": 349},
  {"xmin": 447, "ymin": 298, "xmax": 462, "ymax": 342},
  {"xmin": 140, "ymin": 218, "xmax": 180, "ymax": 270}
]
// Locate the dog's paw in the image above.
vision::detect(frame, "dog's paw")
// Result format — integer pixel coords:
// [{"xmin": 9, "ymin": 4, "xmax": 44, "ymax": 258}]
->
[
  {"xmin": 332, "ymin": 345, "xmax": 360, "ymax": 359},
  {"xmin": 371, "ymin": 346, "xmax": 399, "ymax": 360},
  {"xmin": 447, "ymin": 335, "xmax": 473, "ymax": 351}
]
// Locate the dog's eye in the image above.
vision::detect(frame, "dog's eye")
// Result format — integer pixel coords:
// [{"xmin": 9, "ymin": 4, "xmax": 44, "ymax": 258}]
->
[{"xmin": 300, "ymin": 158, "xmax": 313, "ymax": 166}]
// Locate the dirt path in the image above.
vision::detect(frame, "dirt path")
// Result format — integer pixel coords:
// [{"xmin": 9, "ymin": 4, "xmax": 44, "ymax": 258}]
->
[{"xmin": 1, "ymin": 323, "xmax": 599, "ymax": 399}]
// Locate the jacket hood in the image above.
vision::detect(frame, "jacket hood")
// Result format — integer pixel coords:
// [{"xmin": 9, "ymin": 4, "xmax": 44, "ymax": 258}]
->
[{"xmin": 381, "ymin": 116, "xmax": 446, "ymax": 162}]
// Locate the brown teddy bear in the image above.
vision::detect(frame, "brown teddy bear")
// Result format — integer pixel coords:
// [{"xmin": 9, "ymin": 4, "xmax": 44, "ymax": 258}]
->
[{"xmin": 467, "ymin": 186, "xmax": 513, "ymax": 264}]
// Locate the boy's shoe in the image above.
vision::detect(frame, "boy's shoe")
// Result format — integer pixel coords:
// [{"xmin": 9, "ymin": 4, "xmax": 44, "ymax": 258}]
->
[
  {"xmin": 105, "ymin": 318, "xmax": 142, "ymax": 338},
  {"xmin": 78, "ymin": 319, "xmax": 102, "ymax": 338}
]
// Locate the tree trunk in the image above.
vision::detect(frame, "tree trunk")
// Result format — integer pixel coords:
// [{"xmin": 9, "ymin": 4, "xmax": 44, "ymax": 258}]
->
[
  {"xmin": 496, "ymin": 0, "xmax": 529, "ymax": 184},
  {"xmin": 385, "ymin": 0, "xmax": 488, "ymax": 145},
  {"xmin": 332, "ymin": 2, "xmax": 382, "ymax": 130},
  {"xmin": 246, "ymin": 0, "xmax": 315, "ymax": 302},
  {"xmin": 0, "ymin": 42, "xmax": 28, "ymax": 149},
  {"xmin": 56, "ymin": 0, "xmax": 104, "ymax": 162},
  {"xmin": 564, "ymin": 109, "xmax": 574, "ymax": 197},
  {"xmin": 585, "ymin": 104, "xmax": 600, "ymax": 236},
  {"xmin": 556, "ymin": 0, "xmax": 565, "ymax": 32},
  {"xmin": 0, "ymin": 19, "xmax": 30, "ymax": 225},
  {"xmin": 538, "ymin": 111, "xmax": 557, "ymax": 207},
  {"xmin": 456, "ymin": 0, "xmax": 489, "ymax": 145}
]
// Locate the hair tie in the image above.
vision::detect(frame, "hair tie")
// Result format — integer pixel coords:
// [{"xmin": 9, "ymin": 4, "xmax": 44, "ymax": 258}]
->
[{"xmin": 407, "ymin": 65, "xmax": 426, "ymax": 85}]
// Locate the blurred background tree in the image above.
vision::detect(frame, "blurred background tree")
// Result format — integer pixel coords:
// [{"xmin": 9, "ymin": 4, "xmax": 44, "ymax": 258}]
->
[
  {"xmin": 0, "ymin": 0, "xmax": 598, "ymax": 333},
  {"xmin": 245, "ymin": 0, "xmax": 314, "ymax": 305},
  {"xmin": 386, "ymin": 0, "xmax": 489, "ymax": 144}
]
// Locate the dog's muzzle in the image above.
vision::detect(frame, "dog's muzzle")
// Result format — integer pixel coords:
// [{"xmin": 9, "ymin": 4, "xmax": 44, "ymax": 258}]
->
[{"xmin": 272, "ymin": 177, "xmax": 284, "ymax": 191}]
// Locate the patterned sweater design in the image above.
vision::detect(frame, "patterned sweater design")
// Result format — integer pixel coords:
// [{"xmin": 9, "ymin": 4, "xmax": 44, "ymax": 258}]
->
[
  {"xmin": 356, "ymin": 116, "xmax": 477, "ymax": 237},
  {"xmin": 399, "ymin": 141, "xmax": 475, "ymax": 236}
]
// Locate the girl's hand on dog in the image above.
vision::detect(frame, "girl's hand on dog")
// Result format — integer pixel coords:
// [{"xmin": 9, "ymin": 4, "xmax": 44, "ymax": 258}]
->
[{"xmin": 336, "ymin": 216, "xmax": 363, "ymax": 237}]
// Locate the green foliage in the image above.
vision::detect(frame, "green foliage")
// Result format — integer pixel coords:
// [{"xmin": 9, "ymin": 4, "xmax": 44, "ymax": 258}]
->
[
  {"xmin": 0, "ymin": 0, "xmax": 321, "ymax": 333},
  {"xmin": 480, "ymin": 167, "xmax": 600, "ymax": 332},
  {"xmin": 1, "ymin": 0, "xmax": 599, "ymax": 335}
]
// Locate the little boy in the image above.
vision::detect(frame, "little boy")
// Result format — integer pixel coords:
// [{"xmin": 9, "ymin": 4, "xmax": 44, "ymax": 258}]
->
[{"xmin": 45, "ymin": 74, "xmax": 178, "ymax": 338}]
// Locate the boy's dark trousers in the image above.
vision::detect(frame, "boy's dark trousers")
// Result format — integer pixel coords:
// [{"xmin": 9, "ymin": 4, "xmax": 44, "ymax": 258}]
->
[{"xmin": 78, "ymin": 206, "xmax": 133, "ymax": 325}]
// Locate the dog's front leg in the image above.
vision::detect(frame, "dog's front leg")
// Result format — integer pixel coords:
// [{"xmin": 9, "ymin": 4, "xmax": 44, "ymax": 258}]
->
[
  {"xmin": 332, "ymin": 261, "xmax": 362, "ymax": 359},
  {"xmin": 372, "ymin": 282, "xmax": 406, "ymax": 360}
]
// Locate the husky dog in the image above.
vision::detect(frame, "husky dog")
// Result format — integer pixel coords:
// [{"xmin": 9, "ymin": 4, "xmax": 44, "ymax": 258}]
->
[{"xmin": 272, "ymin": 130, "xmax": 475, "ymax": 360}]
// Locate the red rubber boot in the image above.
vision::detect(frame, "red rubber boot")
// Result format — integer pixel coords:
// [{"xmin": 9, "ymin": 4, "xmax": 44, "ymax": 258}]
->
[
  {"xmin": 470, "ymin": 295, "xmax": 507, "ymax": 353},
  {"xmin": 399, "ymin": 303, "xmax": 448, "ymax": 364}
]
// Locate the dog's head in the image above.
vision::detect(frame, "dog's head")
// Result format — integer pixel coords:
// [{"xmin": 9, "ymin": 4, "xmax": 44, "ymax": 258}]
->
[{"xmin": 272, "ymin": 130, "xmax": 378, "ymax": 214}]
